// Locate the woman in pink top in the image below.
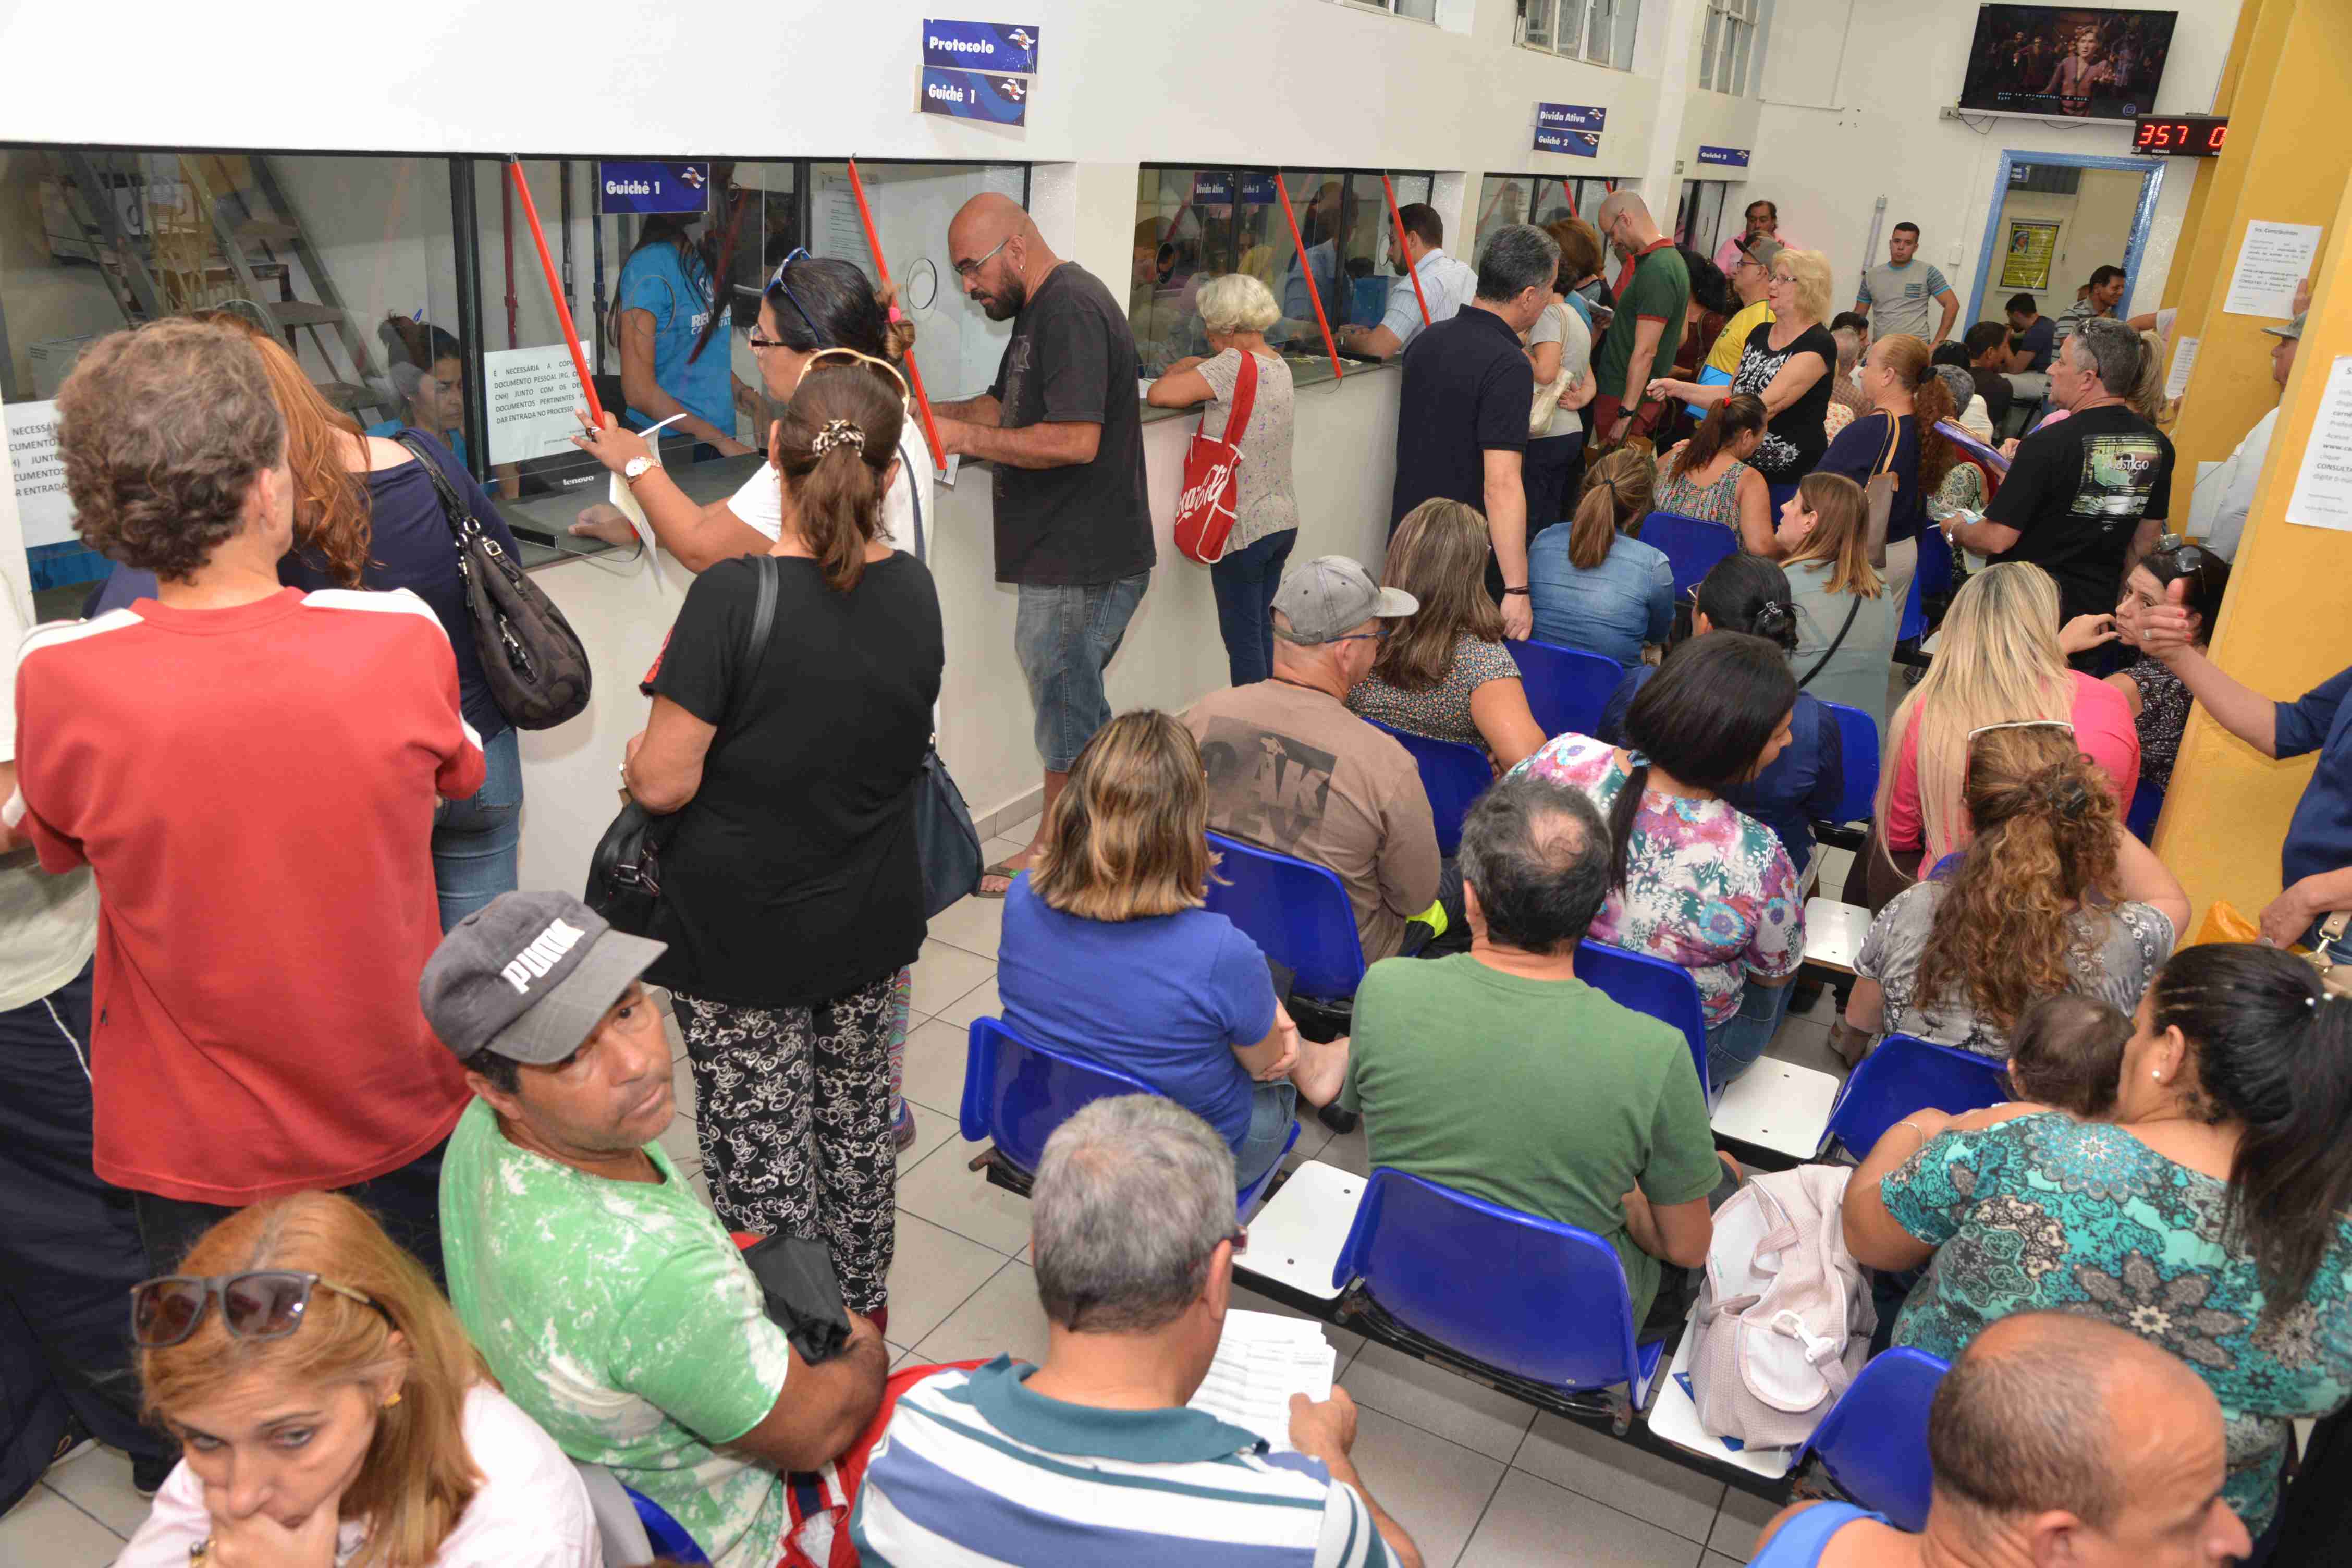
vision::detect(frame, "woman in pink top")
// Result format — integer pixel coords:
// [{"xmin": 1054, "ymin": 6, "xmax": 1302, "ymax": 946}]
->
[{"xmin": 1868, "ymin": 562, "xmax": 2138, "ymax": 906}]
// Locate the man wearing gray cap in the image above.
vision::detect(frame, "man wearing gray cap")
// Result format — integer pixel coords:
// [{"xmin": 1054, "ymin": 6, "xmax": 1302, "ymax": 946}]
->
[
  {"xmin": 426, "ymin": 891, "xmax": 887, "ymax": 1568},
  {"xmin": 2183, "ymin": 311, "xmax": 2300, "ymax": 561},
  {"xmin": 1183, "ymin": 557, "xmax": 1441, "ymax": 965}
]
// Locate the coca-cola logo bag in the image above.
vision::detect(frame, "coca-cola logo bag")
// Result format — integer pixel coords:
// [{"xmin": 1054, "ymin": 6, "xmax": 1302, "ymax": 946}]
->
[{"xmin": 1173, "ymin": 348, "xmax": 1260, "ymax": 566}]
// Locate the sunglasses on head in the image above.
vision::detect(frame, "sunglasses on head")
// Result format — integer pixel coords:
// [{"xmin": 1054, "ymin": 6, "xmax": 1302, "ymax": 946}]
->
[
  {"xmin": 131, "ymin": 1271, "xmax": 394, "ymax": 1349},
  {"xmin": 1966, "ymin": 719, "xmax": 2077, "ymax": 742},
  {"xmin": 760, "ymin": 248, "xmax": 820, "ymax": 342},
  {"xmin": 804, "ymin": 346, "xmax": 912, "ymax": 418}
]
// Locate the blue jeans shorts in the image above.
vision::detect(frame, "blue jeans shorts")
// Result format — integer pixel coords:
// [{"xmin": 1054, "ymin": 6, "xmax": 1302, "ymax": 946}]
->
[
  {"xmin": 1233, "ymin": 1081, "xmax": 1300, "ymax": 1192},
  {"xmin": 1015, "ymin": 573, "xmax": 1149, "ymax": 771}
]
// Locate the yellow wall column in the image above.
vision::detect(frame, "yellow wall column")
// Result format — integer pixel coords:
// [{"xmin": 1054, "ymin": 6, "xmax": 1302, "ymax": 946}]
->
[
  {"xmin": 2157, "ymin": 0, "xmax": 2270, "ymax": 313},
  {"xmin": 2155, "ymin": 167, "xmax": 2352, "ymax": 926},
  {"xmin": 2164, "ymin": 0, "xmax": 2352, "ymax": 484}
]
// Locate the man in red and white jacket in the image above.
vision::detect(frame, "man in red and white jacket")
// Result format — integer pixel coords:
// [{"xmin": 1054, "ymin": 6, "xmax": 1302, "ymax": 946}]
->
[{"xmin": 10, "ymin": 318, "xmax": 482, "ymax": 1280}]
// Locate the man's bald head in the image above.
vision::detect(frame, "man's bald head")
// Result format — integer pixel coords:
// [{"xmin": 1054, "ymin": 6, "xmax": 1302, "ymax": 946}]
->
[
  {"xmin": 949, "ymin": 192, "xmax": 1030, "ymax": 258},
  {"xmin": 1930, "ymin": 1313, "xmax": 2234, "ymax": 1551},
  {"xmin": 1592, "ymin": 191, "xmax": 1658, "ymax": 261},
  {"xmin": 1592, "ymin": 191, "xmax": 1649, "ymax": 231},
  {"xmin": 948, "ymin": 193, "xmax": 1054, "ymax": 322}
]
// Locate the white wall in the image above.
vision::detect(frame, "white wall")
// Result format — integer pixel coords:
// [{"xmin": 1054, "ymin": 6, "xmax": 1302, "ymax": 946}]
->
[{"xmin": 1749, "ymin": 0, "xmax": 2239, "ymax": 323}]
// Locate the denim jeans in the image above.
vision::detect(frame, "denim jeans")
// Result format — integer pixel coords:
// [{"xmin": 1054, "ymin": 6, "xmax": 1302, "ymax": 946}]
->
[
  {"xmin": 434, "ymin": 725, "xmax": 523, "ymax": 933},
  {"xmin": 1704, "ymin": 976, "xmax": 1798, "ymax": 1099},
  {"xmin": 1233, "ymin": 1081, "xmax": 1300, "ymax": 1192},
  {"xmin": 1015, "ymin": 573, "xmax": 1149, "ymax": 771},
  {"xmin": 1209, "ymin": 529, "xmax": 1296, "ymax": 687}
]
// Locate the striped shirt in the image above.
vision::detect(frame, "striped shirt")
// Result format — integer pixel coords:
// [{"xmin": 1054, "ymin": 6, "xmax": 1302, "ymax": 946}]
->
[{"xmin": 850, "ymin": 1358, "xmax": 1392, "ymax": 1567}]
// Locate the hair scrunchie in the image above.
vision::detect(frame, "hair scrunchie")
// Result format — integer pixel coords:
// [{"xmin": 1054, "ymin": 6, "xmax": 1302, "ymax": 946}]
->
[{"xmin": 811, "ymin": 419, "xmax": 866, "ymax": 458}]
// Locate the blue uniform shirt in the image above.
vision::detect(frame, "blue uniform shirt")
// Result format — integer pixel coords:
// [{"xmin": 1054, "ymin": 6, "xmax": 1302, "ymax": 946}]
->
[{"xmin": 616, "ymin": 241, "xmax": 734, "ymax": 438}]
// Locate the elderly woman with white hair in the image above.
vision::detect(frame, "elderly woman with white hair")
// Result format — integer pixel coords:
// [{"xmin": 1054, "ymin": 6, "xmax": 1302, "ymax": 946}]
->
[{"xmin": 1148, "ymin": 273, "xmax": 1301, "ymax": 684}]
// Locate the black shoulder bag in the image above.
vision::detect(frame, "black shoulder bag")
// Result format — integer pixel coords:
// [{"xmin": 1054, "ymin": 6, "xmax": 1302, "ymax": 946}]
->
[
  {"xmin": 902, "ymin": 457, "xmax": 984, "ymax": 916},
  {"xmin": 397, "ymin": 433, "xmax": 592, "ymax": 729},
  {"xmin": 585, "ymin": 557, "xmax": 777, "ymax": 938}
]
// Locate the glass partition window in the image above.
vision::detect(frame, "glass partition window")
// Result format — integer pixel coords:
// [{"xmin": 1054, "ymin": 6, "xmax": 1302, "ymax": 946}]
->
[
  {"xmin": 1470, "ymin": 175, "xmax": 1619, "ymax": 265},
  {"xmin": 1130, "ymin": 166, "xmax": 1432, "ymax": 383},
  {"xmin": 1675, "ymin": 180, "xmax": 1733, "ymax": 255},
  {"xmin": 1518, "ymin": 0, "xmax": 1638, "ymax": 67},
  {"xmin": 1700, "ymin": 0, "xmax": 1760, "ymax": 94},
  {"xmin": 0, "ymin": 147, "xmax": 458, "ymax": 616}
]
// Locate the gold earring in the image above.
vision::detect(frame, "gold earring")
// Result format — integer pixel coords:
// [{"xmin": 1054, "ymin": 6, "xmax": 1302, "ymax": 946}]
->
[{"xmin": 383, "ymin": 1391, "xmax": 402, "ymax": 1408}]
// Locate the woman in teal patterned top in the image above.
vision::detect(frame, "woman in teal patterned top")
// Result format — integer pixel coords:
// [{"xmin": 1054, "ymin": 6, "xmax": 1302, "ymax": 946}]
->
[{"xmin": 1842, "ymin": 942, "xmax": 2352, "ymax": 1534}]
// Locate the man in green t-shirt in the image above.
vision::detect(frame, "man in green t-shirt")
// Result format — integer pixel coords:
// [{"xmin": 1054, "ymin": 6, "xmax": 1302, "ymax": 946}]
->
[
  {"xmin": 1588, "ymin": 190, "xmax": 1691, "ymax": 447},
  {"xmin": 424, "ymin": 892, "xmax": 887, "ymax": 1568},
  {"xmin": 1340, "ymin": 776, "xmax": 1725, "ymax": 1324}
]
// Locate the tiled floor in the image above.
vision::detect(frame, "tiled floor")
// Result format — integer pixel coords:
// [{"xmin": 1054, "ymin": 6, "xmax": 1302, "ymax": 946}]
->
[{"xmin": 1, "ymin": 820, "xmax": 1848, "ymax": 1566}]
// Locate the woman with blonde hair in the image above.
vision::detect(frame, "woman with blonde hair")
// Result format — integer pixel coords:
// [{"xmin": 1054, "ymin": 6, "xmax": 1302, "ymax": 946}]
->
[
  {"xmin": 118, "ymin": 1192, "xmax": 596, "ymax": 1568},
  {"xmin": 1526, "ymin": 447, "xmax": 1671, "ymax": 670},
  {"xmin": 1815, "ymin": 331, "xmax": 1961, "ymax": 614},
  {"xmin": 1348, "ymin": 498, "xmax": 1547, "ymax": 768},
  {"xmin": 996, "ymin": 710, "xmax": 1347, "ymax": 1189},
  {"xmin": 1848, "ymin": 725, "xmax": 2186, "ymax": 1060},
  {"xmin": 1148, "ymin": 272, "xmax": 1300, "ymax": 685},
  {"xmin": 1773, "ymin": 471, "xmax": 1904, "ymax": 730},
  {"xmin": 87, "ymin": 312, "xmax": 532, "ymax": 930},
  {"xmin": 1647, "ymin": 248, "xmax": 1837, "ymax": 495},
  {"xmin": 1858, "ymin": 561, "xmax": 2140, "ymax": 909}
]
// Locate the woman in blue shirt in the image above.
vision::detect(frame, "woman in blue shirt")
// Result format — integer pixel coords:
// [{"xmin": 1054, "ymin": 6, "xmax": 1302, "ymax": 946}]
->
[
  {"xmin": 611, "ymin": 212, "xmax": 755, "ymax": 455},
  {"xmin": 1527, "ymin": 446, "xmax": 1672, "ymax": 670},
  {"xmin": 995, "ymin": 710, "xmax": 1348, "ymax": 1190},
  {"xmin": 1600, "ymin": 554, "xmax": 1842, "ymax": 878}
]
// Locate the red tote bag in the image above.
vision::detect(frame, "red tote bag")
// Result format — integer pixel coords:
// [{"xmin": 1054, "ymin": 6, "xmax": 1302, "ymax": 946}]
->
[{"xmin": 1172, "ymin": 349, "xmax": 1260, "ymax": 565}]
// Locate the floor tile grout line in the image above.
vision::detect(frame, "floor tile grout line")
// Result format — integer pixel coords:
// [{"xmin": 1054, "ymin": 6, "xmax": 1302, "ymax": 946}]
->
[
  {"xmin": 909, "ymin": 1254, "xmax": 1025, "ymax": 1357},
  {"xmin": 1496, "ymin": 1444, "xmax": 1728, "ymax": 1549},
  {"xmin": 1446, "ymin": 1463, "xmax": 1515, "ymax": 1568},
  {"xmin": 34, "ymin": 1478, "xmax": 129, "ymax": 1541},
  {"xmin": 893, "ymin": 1196, "xmax": 1023, "ymax": 1263}
]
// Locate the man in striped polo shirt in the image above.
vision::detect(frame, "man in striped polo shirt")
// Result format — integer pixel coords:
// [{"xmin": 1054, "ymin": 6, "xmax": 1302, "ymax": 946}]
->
[{"xmin": 850, "ymin": 1095, "xmax": 1422, "ymax": 1567}]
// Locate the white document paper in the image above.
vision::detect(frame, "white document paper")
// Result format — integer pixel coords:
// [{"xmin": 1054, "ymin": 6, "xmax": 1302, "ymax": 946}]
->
[
  {"xmin": 2165, "ymin": 336, "xmax": 2200, "ymax": 400},
  {"xmin": 2222, "ymin": 222, "xmax": 2321, "ymax": 319},
  {"xmin": 2286, "ymin": 355, "xmax": 2352, "ymax": 533},
  {"xmin": 485, "ymin": 344, "xmax": 594, "ymax": 466},
  {"xmin": 1184, "ymin": 1310, "xmax": 1336, "ymax": 1452},
  {"xmin": 4, "ymin": 400, "xmax": 74, "ymax": 549}
]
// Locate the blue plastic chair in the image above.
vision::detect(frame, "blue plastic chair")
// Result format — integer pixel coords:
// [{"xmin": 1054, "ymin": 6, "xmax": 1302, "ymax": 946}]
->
[
  {"xmin": 1366, "ymin": 719, "xmax": 1489, "ymax": 857},
  {"xmin": 1638, "ymin": 511, "xmax": 1740, "ymax": 599},
  {"xmin": 1576, "ymin": 939, "xmax": 1709, "ymax": 1099},
  {"xmin": 1796, "ymin": 1348, "xmax": 1952, "ymax": 1533},
  {"xmin": 1820, "ymin": 1033, "xmax": 2010, "ymax": 1156},
  {"xmin": 1816, "ymin": 701, "xmax": 1882, "ymax": 826},
  {"xmin": 1333, "ymin": 1168, "xmax": 1664, "ymax": 1399},
  {"xmin": 626, "ymin": 1483, "xmax": 710, "ymax": 1566},
  {"xmin": 960, "ymin": 1018, "xmax": 1297, "ymax": 1212},
  {"xmin": 1510, "ymin": 639, "xmax": 1622, "ymax": 740},
  {"xmin": 1203, "ymin": 831, "xmax": 1367, "ymax": 1000},
  {"xmin": 2127, "ymin": 777, "xmax": 2163, "ymax": 841}
]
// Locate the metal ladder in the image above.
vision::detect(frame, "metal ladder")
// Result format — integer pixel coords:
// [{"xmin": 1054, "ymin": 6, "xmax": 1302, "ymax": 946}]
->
[{"xmin": 52, "ymin": 151, "xmax": 392, "ymax": 419}]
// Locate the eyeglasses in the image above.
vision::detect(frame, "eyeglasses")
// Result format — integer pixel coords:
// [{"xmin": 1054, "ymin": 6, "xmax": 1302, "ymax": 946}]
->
[
  {"xmin": 953, "ymin": 232, "xmax": 1012, "ymax": 279},
  {"xmin": 805, "ymin": 346, "xmax": 913, "ymax": 418},
  {"xmin": 764, "ymin": 248, "xmax": 819, "ymax": 341},
  {"xmin": 131, "ymin": 1271, "xmax": 395, "ymax": 1349},
  {"xmin": 1966, "ymin": 719, "xmax": 2077, "ymax": 741},
  {"xmin": 1331, "ymin": 625, "xmax": 1394, "ymax": 645}
]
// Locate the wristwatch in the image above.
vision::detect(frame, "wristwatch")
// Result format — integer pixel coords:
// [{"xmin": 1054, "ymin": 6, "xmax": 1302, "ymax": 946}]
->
[{"xmin": 622, "ymin": 455, "xmax": 655, "ymax": 485}]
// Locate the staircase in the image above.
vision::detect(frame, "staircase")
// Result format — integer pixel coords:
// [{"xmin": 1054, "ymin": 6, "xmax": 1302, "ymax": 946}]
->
[{"xmin": 43, "ymin": 151, "xmax": 391, "ymax": 419}]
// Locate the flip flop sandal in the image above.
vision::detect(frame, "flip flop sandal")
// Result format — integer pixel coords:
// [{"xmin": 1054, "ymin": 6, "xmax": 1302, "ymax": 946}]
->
[{"xmin": 974, "ymin": 860, "xmax": 1024, "ymax": 899}]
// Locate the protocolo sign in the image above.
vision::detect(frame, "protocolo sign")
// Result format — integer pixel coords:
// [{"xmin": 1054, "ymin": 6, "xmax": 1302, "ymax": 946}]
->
[{"xmin": 919, "ymin": 19, "xmax": 1040, "ymax": 125}]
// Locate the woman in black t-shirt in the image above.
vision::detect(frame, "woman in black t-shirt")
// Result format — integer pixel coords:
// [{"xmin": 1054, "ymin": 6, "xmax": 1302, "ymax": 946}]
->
[
  {"xmin": 1647, "ymin": 247, "xmax": 1836, "ymax": 492},
  {"xmin": 622, "ymin": 364, "xmax": 944, "ymax": 1322}
]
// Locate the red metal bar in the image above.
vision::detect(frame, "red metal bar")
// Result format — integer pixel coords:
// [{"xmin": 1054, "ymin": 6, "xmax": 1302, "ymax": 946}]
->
[
  {"xmin": 1379, "ymin": 173, "xmax": 1431, "ymax": 330},
  {"xmin": 505, "ymin": 160, "xmax": 601, "ymax": 424},
  {"xmin": 1272, "ymin": 172, "xmax": 1343, "ymax": 383},
  {"xmin": 845, "ymin": 158, "xmax": 948, "ymax": 474}
]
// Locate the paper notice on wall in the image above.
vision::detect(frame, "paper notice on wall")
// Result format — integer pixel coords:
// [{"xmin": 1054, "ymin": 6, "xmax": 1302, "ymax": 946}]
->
[
  {"xmin": 5, "ymin": 401, "xmax": 74, "ymax": 548},
  {"xmin": 819, "ymin": 175, "xmax": 876, "ymax": 285},
  {"xmin": 485, "ymin": 345, "xmax": 592, "ymax": 466},
  {"xmin": 2286, "ymin": 356, "xmax": 2352, "ymax": 533},
  {"xmin": 2222, "ymin": 222, "xmax": 2321, "ymax": 318},
  {"xmin": 2164, "ymin": 336, "xmax": 2199, "ymax": 400}
]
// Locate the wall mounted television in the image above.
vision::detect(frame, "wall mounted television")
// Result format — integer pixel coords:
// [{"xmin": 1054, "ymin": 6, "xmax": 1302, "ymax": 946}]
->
[{"xmin": 1958, "ymin": 6, "xmax": 2179, "ymax": 121}]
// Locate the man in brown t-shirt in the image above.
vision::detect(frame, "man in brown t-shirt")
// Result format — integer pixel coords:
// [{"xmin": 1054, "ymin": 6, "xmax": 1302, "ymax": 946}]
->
[{"xmin": 1184, "ymin": 557, "xmax": 1441, "ymax": 963}]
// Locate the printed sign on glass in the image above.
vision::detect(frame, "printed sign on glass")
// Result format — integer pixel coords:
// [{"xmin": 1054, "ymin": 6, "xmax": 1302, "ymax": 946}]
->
[
  {"xmin": 921, "ymin": 19, "xmax": 1040, "ymax": 75},
  {"xmin": 595, "ymin": 161, "xmax": 712, "ymax": 216},
  {"xmin": 917, "ymin": 66, "xmax": 1029, "ymax": 125}
]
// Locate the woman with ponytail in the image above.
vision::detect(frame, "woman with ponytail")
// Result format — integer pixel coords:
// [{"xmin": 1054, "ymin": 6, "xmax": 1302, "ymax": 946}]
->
[
  {"xmin": 1846, "ymin": 725, "xmax": 2187, "ymax": 1059},
  {"xmin": 1599, "ymin": 554, "xmax": 1842, "ymax": 877},
  {"xmin": 1526, "ymin": 446, "xmax": 1670, "ymax": 670},
  {"xmin": 1653, "ymin": 392, "xmax": 1774, "ymax": 554},
  {"xmin": 1515, "ymin": 633, "xmax": 1805, "ymax": 1091},
  {"xmin": 1815, "ymin": 331, "xmax": 1958, "ymax": 615},
  {"xmin": 1844, "ymin": 940, "xmax": 2352, "ymax": 1536},
  {"xmin": 623, "ymin": 365, "xmax": 944, "ymax": 1325},
  {"xmin": 119, "ymin": 1192, "xmax": 597, "ymax": 1568}
]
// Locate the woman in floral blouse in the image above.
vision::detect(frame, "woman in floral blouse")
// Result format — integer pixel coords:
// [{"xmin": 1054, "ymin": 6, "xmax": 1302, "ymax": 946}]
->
[
  {"xmin": 1843, "ymin": 942, "xmax": 2352, "ymax": 1536},
  {"xmin": 1513, "ymin": 633, "xmax": 1804, "ymax": 1094}
]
